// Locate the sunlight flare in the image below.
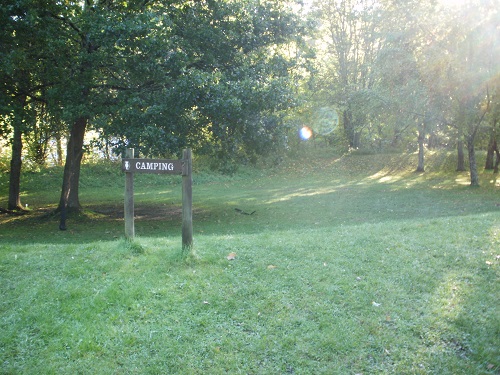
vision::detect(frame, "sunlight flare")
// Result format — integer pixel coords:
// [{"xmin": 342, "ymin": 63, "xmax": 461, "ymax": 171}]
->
[{"xmin": 299, "ymin": 126, "xmax": 313, "ymax": 140}]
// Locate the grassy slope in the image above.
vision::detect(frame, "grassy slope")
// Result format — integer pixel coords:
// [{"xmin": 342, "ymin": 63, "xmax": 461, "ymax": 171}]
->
[{"xmin": 0, "ymin": 150, "xmax": 499, "ymax": 374}]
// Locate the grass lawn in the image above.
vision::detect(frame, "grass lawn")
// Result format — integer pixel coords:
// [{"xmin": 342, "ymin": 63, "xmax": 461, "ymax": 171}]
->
[{"xmin": 0, "ymin": 150, "xmax": 499, "ymax": 374}]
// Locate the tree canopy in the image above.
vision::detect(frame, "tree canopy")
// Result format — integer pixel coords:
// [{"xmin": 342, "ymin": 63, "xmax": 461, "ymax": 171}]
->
[
  {"xmin": 0, "ymin": 0, "xmax": 498, "ymax": 215},
  {"xmin": 1, "ymin": 0, "xmax": 309, "ymax": 214}
]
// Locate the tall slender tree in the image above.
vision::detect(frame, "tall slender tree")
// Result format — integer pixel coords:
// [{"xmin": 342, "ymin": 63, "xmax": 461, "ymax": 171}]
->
[{"xmin": 0, "ymin": 3, "xmax": 54, "ymax": 210}]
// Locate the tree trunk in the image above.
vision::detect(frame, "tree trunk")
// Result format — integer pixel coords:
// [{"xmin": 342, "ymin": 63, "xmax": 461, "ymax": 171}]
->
[
  {"xmin": 494, "ymin": 145, "xmax": 500, "ymax": 174},
  {"xmin": 485, "ymin": 133, "xmax": 495, "ymax": 170},
  {"xmin": 485, "ymin": 118, "xmax": 497, "ymax": 170},
  {"xmin": 352, "ymin": 131, "xmax": 361, "ymax": 149},
  {"xmin": 343, "ymin": 109, "xmax": 355, "ymax": 149},
  {"xmin": 7, "ymin": 92, "xmax": 28, "ymax": 211},
  {"xmin": 456, "ymin": 139, "xmax": 466, "ymax": 171},
  {"xmin": 492, "ymin": 134, "xmax": 500, "ymax": 174},
  {"xmin": 58, "ymin": 117, "xmax": 87, "ymax": 229},
  {"xmin": 55, "ymin": 132, "xmax": 64, "ymax": 166},
  {"xmin": 466, "ymin": 135, "xmax": 479, "ymax": 187},
  {"xmin": 8, "ymin": 122, "xmax": 24, "ymax": 211},
  {"xmin": 416, "ymin": 128, "xmax": 425, "ymax": 172}
]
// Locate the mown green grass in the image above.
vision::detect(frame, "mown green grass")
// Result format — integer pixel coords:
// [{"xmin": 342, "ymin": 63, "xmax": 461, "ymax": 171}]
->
[{"xmin": 1, "ymin": 150, "xmax": 499, "ymax": 374}]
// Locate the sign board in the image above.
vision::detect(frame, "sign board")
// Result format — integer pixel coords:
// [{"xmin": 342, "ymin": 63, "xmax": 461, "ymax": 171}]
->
[
  {"xmin": 122, "ymin": 158, "xmax": 185, "ymax": 175},
  {"xmin": 122, "ymin": 149, "xmax": 193, "ymax": 251}
]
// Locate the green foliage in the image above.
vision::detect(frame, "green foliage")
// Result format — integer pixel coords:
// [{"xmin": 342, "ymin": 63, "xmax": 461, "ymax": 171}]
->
[
  {"xmin": 90, "ymin": 0, "xmax": 306, "ymax": 167},
  {"xmin": 1, "ymin": 0, "xmax": 308, "ymax": 178},
  {"xmin": 0, "ymin": 151, "xmax": 10, "ymax": 173}
]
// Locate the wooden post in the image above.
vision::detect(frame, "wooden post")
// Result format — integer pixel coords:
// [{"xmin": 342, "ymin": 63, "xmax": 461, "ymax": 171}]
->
[
  {"xmin": 124, "ymin": 148, "xmax": 135, "ymax": 239},
  {"xmin": 182, "ymin": 148, "xmax": 193, "ymax": 250}
]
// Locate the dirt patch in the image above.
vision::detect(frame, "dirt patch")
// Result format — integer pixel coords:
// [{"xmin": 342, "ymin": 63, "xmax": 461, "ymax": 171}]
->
[{"xmin": 93, "ymin": 204, "xmax": 205, "ymax": 221}]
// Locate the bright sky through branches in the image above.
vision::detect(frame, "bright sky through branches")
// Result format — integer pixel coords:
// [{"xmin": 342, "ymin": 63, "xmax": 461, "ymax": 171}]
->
[{"xmin": 437, "ymin": 0, "xmax": 469, "ymax": 8}]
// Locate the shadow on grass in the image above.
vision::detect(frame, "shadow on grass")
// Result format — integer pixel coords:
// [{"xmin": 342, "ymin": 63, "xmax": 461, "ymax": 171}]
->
[{"xmin": 1, "ymin": 168, "xmax": 498, "ymax": 245}]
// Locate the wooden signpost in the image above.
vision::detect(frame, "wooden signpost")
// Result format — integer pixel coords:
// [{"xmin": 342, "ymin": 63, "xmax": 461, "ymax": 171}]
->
[{"xmin": 122, "ymin": 148, "xmax": 193, "ymax": 250}]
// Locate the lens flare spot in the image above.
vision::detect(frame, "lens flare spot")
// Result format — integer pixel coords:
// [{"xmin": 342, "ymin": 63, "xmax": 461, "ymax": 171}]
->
[{"xmin": 299, "ymin": 126, "xmax": 313, "ymax": 140}]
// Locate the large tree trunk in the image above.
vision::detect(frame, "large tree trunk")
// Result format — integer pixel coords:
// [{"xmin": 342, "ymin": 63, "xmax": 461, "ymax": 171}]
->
[
  {"xmin": 8, "ymin": 122, "xmax": 24, "ymax": 211},
  {"xmin": 466, "ymin": 134, "xmax": 479, "ymax": 187},
  {"xmin": 58, "ymin": 116, "xmax": 87, "ymax": 229},
  {"xmin": 456, "ymin": 139, "xmax": 466, "ymax": 171}
]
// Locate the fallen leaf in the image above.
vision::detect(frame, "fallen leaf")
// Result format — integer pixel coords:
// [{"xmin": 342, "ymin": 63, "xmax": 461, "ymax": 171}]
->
[
  {"xmin": 226, "ymin": 252, "xmax": 237, "ymax": 260},
  {"xmin": 267, "ymin": 265, "xmax": 277, "ymax": 269}
]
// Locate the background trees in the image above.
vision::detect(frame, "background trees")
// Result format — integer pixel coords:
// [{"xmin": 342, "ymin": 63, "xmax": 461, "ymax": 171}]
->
[
  {"xmin": 312, "ymin": 0, "xmax": 382, "ymax": 150},
  {"xmin": 310, "ymin": 0, "xmax": 498, "ymax": 184},
  {"xmin": 442, "ymin": 0, "xmax": 499, "ymax": 185},
  {"xmin": 0, "ymin": 0, "xmax": 498, "ymax": 215}
]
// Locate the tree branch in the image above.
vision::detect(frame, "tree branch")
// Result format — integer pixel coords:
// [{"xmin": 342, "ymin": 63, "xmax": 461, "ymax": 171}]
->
[{"xmin": 48, "ymin": 12, "xmax": 82, "ymax": 36}]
